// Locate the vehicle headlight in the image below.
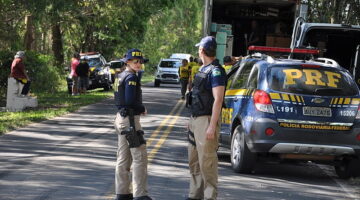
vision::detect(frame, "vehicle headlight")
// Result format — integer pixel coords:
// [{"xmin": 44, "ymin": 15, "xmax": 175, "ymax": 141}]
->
[{"xmin": 97, "ymin": 70, "xmax": 105, "ymax": 75}]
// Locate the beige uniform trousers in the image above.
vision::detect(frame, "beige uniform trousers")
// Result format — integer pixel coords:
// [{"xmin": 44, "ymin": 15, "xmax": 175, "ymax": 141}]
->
[
  {"xmin": 188, "ymin": 115, "xmax": 220, "ymax": 200},
  {"xmin": 114, "ymin": 112, "xmax": 148, "ymax": 198}
]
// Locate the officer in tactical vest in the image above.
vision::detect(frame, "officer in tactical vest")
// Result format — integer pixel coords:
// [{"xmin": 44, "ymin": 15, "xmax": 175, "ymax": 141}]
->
[
  {"xmin": 186, "ymin": 36, "xmax": 226, "ymax": 200},
  {"xmin": 113, "ymin": 49, "xmax": 152, "ymax": 200}
]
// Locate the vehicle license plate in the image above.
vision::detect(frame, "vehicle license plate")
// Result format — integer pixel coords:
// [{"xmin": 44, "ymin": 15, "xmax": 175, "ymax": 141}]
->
[{"xmin": 303, "ymin": 106, "xmax": 332, "ymax": 117}]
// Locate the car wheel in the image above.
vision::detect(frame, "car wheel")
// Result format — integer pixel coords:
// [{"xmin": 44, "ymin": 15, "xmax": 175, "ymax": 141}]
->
[
  {"xmin": 231, "ymin": 125, "xmax": 257, "ymax": 173},
  {"xmin": 154, "ymin": 79, "xmax": 160, "ymax": 87},
  {"xmin": 103, "ymin": 84, "xmax": 110, "ymax": 91},
  {"xmin": 335, "ymin": 159, "xmax": 360, "ymax": 179},
  {"xmin": 67, "ymin": 85, "xmax": 72, "ymax": 94}
]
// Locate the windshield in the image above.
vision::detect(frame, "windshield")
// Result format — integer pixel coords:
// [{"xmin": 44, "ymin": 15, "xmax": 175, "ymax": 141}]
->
[
  {"xmin": 111, "ymin": 62, "xmax": 124, "ymax": 69},
  {"xmin": 267, "ymin": 65, "xmax": 359, "ymax": 96},
  {"xmin": 302, "ymin": 28, "xmax": 360, "ymax": 69},
  {"xmin": 88, "ymin": 58, "xmax": 102, "ymax": 68},
  {"xmin": 159, "ymin": 61, "xmax": 180, "ymax": 68}
]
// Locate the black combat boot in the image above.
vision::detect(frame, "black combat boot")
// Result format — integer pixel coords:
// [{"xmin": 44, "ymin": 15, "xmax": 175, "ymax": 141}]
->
[
  {"xmin": 115, "ymin": 193, "xmax": 133, "ymax": 200},
  {"xmin": 134, "ymin": 195, "xmax": 152, "ymax": 200}
]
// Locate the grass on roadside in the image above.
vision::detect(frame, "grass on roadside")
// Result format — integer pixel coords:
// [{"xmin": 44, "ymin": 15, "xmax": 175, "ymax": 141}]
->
[
  {"xmin": 0, "ymin": 73, "xmax": 154, "ymax": 135},
  {"xmin": 0, "ymin": 89, "xmax": 113, "ymax": 134},
  {"xmin": 141, "ymin": 73, "xmax": 154, "ymax": 84}
]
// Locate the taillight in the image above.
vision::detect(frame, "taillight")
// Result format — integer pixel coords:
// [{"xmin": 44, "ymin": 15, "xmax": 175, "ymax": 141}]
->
[
  {"xmin": 253, "ymin": 90, "xmax": 274, "ymax": 113},
  {"xmin": 357, "ymin": 134, "xmax": 360, "ymax": 141},
  {"xmin": 356, "ymin": 105, "xmax": 360, "ymax": 119},
  {"xmin": 265, "ymin": 128, "xmax": 275, "ymax": 136}
]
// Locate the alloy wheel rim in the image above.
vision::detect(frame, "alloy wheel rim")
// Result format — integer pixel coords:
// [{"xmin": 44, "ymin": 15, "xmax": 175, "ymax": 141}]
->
[{"xmin": 232, "ymin": 134, "xmax": 241, "ymax": 164}]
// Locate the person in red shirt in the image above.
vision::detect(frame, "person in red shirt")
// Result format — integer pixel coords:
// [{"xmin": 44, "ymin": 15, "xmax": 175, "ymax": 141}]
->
[
  {"xmin": 9, "ymin": 51, "xmax": 31, "ymax": 96},
  {"xmin": 70, "ymin": 53, "xmax": 80, "ymax": 95}
]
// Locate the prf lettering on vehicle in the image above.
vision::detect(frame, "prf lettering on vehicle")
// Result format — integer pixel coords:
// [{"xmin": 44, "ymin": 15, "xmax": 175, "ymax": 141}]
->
[
  {"xmin": 221, "ymin": 108, "xmax": 233, "ymax": 124},
  {"xmin": 283, "ymin": 69, "xmax": 341, "ymax": 88}
]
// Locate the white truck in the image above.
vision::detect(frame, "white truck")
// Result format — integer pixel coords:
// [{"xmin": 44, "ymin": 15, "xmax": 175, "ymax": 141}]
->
[{"xmin": 203, "ymin": 0, "xmax": 308, "ymax": 63}]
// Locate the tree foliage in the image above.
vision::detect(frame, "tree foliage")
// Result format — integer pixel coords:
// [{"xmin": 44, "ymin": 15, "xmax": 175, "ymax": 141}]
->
[
  {"xmin": 306, "ymin": 0, "xmax": 360, "ymax": 24},
  {"xmin": 0, "ymin": 0, "xmax": 359, "ymax": 85}
]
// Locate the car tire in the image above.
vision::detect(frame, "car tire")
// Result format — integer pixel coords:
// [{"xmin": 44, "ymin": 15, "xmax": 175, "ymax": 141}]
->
[
  {"xmin": 335, "ymin": 158, "xmax": 360, "ymax": 179},
  {"xmin": 67, "ymin": 85, "xmax": 72, "ymax": 94},
  {"xmin": 103, "ymin": 84, "xmax": 110, "ymax": 91},
  {"xmin": 231, "ymin": 125, "xmax": 257, "ymax": 173},
  {"xmin": 154, "ymin": 79, "xmax": 160, "ymax": 87}
]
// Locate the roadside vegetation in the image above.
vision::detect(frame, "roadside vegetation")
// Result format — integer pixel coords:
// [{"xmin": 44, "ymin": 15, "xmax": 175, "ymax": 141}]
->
[
  {"xmin": 0, "ymin": 89, "xmax": 113, "ymax": 134},
  {"xmin": 0, "ymin": 0, "xmax": 202, "ymax": 133},
  {"xmin": 0, "ymin": 1, "xmax": 359, "ymax": 133}
]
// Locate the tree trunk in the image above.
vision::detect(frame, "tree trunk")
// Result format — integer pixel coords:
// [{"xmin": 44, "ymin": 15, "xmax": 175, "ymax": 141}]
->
[
  {"xmin": 52, "ymin": 22, "xmax": 64, "ymax": 67},
  {"xmin": 24, "ymin": 15, "xmax": 35, "ymax": 50}
]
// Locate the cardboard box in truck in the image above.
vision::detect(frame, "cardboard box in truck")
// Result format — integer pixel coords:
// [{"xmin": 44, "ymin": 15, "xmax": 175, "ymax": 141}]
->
[
  {"xmin": 203, "ymin": 0, "xmax": 306, "ymax": 61},
  {"xmin": 266, "ymin": 35, "xmax": 291, "ymax": 48}
]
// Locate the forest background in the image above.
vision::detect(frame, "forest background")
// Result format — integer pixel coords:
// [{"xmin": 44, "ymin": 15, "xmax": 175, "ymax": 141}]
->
[{"xmin": 0, "ymin": 0, "xmax": 359, "ymax": 100}]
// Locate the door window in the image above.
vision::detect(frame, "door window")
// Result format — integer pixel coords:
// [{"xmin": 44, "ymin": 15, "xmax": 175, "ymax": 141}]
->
[
  {"xmin": 230, "ymin": 60, "xmax": 258, "ymax": 89},
  {"xmin": 247, "ymin": 67, "xmax": 259, "ymax": 89}
]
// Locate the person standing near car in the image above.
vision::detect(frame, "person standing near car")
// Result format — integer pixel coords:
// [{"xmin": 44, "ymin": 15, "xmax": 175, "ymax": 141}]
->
[
  {"xmin": 179, "ymin": 59, "xmax": 191, "ymax": 99},
  {"xmin": 113, "ymin": 48, "xmax": 152, "ymax": 200},
  {"xmin": 188, "ymin": 58, "xmax": 202, "ymax": 92},
  {"xmin": 70, "ymin": 53, "xmax": 80, "ymax": 96},
  {"xmin": 9, "ymin": 51, "xmax": 31, "ymax": 96},
  {"xmin": 222, "ymin": 56, "xmax": 233, "ymax": 73},
  {"xmin": 76, "ymin": 56, "xmax": 90, "ymax": 94},
  {"xmin": 187, "ymin": 36, "xmax": 226, "ymax": 200}
]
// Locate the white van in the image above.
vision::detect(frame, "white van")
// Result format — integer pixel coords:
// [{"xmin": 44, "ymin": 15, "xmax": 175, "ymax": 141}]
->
[
  {"xmin": 170, "ymin": 53, "xmax": 192, "ymax": 62},
  {"xmin": 290, "ymin": 17, "xmax": 360, "ymax": 83},
  {"xmin": 154, "ymin": 58, "xmax": 182, "ymax": 87}
]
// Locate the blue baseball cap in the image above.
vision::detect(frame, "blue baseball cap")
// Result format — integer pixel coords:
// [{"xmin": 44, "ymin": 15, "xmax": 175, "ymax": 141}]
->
[
  {"xmin": 124, "ymin": 48, "xmax": 143, "ymax": 62},
  {"xmin": 195, "ymin": 36, "xmax": 217, "ymax": 51}
]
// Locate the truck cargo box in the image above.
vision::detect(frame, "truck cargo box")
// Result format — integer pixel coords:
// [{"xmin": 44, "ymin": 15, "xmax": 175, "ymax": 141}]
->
[{"xmin": 204, "ymin": 0, "xmax": 303, "ymax": 59}]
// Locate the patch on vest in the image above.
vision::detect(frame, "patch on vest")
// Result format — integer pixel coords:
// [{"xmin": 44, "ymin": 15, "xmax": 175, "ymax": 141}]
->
[
  {"xmin": 212, "ymin": 68, "xmax": 222, "ymax": 76},
  {"xmin": 128, "ymin": 81, "xmax": 137, "ymax": 86}
]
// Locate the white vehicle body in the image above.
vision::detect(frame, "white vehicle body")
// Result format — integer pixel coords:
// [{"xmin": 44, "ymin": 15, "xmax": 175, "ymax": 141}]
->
[
  {"xmin": 154, "ymin": 58, "xmax": 181, "ymax": 87},
  {"xmin": 170, "ymin": 53, "xmax": 192, "ymax": 62}
]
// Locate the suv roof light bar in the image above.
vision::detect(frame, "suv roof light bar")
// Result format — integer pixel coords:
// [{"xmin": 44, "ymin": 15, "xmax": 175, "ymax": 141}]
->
[
  {"xmin": 310, "ymin": 57, "xmax": 340, "ymax": 68},
  {"xmin": 248, "ymin": 46, "xmax": 320, "ymax": 55},
  {"xmin": 80, "ymin": 52, "xmax": 99, "ymax": 56}
]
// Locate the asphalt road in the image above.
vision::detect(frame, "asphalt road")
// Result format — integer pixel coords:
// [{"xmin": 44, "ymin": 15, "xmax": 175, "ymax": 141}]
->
[{"xmin": 0, "ymin": 82, "xmax": 359, "ymax": 200}]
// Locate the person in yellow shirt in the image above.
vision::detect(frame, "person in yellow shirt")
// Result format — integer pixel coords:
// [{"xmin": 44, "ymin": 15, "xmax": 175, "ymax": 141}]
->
[
  {"xmin": 178, "ymin": 59, "xmax": 191, "ymax": 99},
  {"xmin": 188, "ymin": 58, "xmax": 202, "ymax": 91},
  {"xmin": 223, "ymin": 56, "xmax": 233, "ymax": 73},
  {"xmin": 188, "ymin": 56, "xmax": 196, "ymax": 71}
]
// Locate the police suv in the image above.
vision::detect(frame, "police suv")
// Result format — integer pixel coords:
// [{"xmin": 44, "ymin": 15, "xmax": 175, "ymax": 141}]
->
[{"xmin": 220, "ymin": 46, "xmax": 360, "ymax": 178}]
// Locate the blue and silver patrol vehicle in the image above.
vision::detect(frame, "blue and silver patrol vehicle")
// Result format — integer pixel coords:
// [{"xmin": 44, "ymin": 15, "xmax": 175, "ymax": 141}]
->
[{"xmin": 220, "ymin": 46, "xmax": 360, "ymax": 178}]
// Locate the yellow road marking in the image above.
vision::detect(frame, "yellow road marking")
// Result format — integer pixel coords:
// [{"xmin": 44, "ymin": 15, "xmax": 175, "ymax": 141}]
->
[
  {"xmin": 106, "ymin": 100, "xmax": 185, "ymax": 199},
  {"xmin": 146, "ymin": 99, "xmax": 183, "ymax": 146},
  {"xmin": 147, "ymin": 102, "xmax": 185, "ymax": 161}
]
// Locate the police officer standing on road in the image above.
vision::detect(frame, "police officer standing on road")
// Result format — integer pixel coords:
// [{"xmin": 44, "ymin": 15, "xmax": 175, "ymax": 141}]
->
[
  {"xmin": 114, "ymin": 48, "xmax": 152, "ymax": 200},
  {"xmin": 186, "ymin": 36, "xmax": 226, "ymax": 200}
]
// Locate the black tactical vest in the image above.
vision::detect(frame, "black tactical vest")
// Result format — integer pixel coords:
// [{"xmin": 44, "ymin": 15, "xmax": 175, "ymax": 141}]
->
[
  {"xmin": 190, "ymin": 65, "xmax": 216, "ymax": 117},
  {"xmin": 114, "ymin": 71, "xmax": 142, "ymax": 114}
]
